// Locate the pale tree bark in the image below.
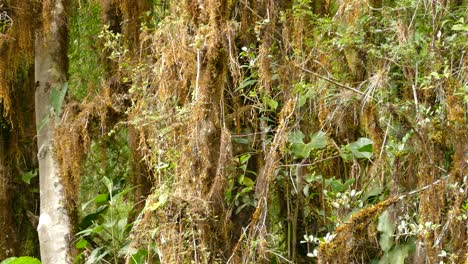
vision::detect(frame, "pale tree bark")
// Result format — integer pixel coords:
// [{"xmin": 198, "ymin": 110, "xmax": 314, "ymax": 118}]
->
[{"xmin": 35, "ymin": 0, "xmax": 73, "ymax": 263}]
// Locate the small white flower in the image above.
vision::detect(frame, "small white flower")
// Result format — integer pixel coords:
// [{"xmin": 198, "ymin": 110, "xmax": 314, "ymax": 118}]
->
[
  {"xmin": 307, "ymin": 249, "xmax": 318, "ymax": 257},
  {"xmin": 425, "ymin": 222, "xmax": 432, "ymax": 229},
  {"xmin": 324, "ymin": 232, "xmax": 336, "ymax": 243}
]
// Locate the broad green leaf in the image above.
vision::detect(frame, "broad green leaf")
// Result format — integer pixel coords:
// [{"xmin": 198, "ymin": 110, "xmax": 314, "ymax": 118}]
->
[
  {"xmin": 330, "ymin": 180, "xmax": 346, "ymax": 193},
  {"xmin": 309, "ymin": 131, "xmax": 328, "ymax": 149},
  {"xmin": 377, "ymin": 210, "xmax": 395, "ymax": 252},
  {"xmin": 290, "ymin": 142, "xmax": 312, "ymax": 158},
  {"xmin": 451, "ymin": 24, "xmax": 468, "ymax": 31},
  {"xmin": 0, "ymin": 258, "xmax": 17, "ymax": 264},
  {"xmin": 304, "ymin": 173, "xmax": 318, "ymax": 183},
  {"xmin": 117, "ymin": 218, "xmax": 128, "ymax": 234},
  {"xmin": 288, "ymin": 131, "xmax": 305, "ymax": 145},
  {"xmin": 21, "ymin": 170, "xmax": 37, "ymax": 184},
  {"xmin": 289, "ymin": 130, "xmax": 309, "ymax": 157},
  {"xmin": 326, "ymin": 178, "xmax": 354, "ymax": 193},
  {"xmin": 378, "ymin": 239, "xmax": 415, "ymax": 264},
  {"xmin": 239, "ymin": 154, "xmax": 251, "ymax": 165},
  {"xmin": 0, "ymin": 257, "xmax": 41, "ymax": 264},
  {"xmin": 236, "ymin": 78, "xmax": 258, "ymax": 91},
  {"xmin": 363, "ymin": 187, "xmax": 383, "ymax": 201},
  {"xmin": 343, "ymin": 137, "xmax": 373, "ymax": 160},
  {"xmin": 102, "ymin": 176, "xmax": 113, "ymax": 193},
  {"xmin": 76, "ymin": 238, "xmax": 88, "ymax": 249},
  {"xmin": 94, "ymin": 193, "xmax": 109, "ymax": 205},
  {"xmin": 78, "ymin": 205, "xmax": 108, "ymax": 230},
  {"xmin": 298, "ymin": 94, "xmax": 308, "ymax": 108},
  {"xmin": 241, "ymin": 176, "xmax": 254, "ymax": 187},
  {"xmin": 343, "ymin": 179, "xmax": 355, "ymax": 189},
  {"xmin": 268, "ymin": 98, "xmax": 279, "ymax": 110}
]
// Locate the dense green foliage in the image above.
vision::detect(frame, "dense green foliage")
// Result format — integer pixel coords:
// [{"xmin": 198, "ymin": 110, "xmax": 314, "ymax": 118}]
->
[
  {"xmin": 0, "ymin": 0, "xmax": 465, "ymax": 263},
  {"xmin": 63, "ymin": 0, "xmax": 466, "ymax": 263}
]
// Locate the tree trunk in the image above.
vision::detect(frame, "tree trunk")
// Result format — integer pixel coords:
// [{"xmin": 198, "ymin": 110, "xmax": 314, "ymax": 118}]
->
[{"xmin": 35, "ymin": 0, "xmax": 73, "ymax": 262}]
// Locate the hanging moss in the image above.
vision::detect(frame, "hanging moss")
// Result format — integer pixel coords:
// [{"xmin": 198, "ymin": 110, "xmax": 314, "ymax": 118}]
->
[{"xmin": 42, "ymin": 0, "xmax": 468, "ymax": 263}]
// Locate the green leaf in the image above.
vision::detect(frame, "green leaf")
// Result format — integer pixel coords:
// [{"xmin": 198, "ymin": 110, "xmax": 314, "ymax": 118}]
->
[
  {"xmin": 148, "ymin": 193, "xmax": 169, "ymax": 211},
  {"xmin": 451, "ymin": 24, "xmax": 468, "ymax": 32},
  {"xmin": 290, "ymin": 142, "xmax": 312, "ymax": 158},
  {"xmin": 36, "ymin": 115, "xmax": 49, "ymax": 132},
  {"xmin": 117, "ymin": 218, "xmax": 128, "ymax": 234},
  {"xmin": 330, "ymin": 180, "xmax": 346, "ymax": 193},
  {"xmin": 309, "ymin": 131, "xmax": 328, "ymax": 149},
  {"xmin": 129, "ymin": 249, "xmax": 148, "ymax": 264},
  {"xmin": 288, "ymin": 131, "xmax": 305, "ymax": 145},
  {"xmin": 378, "ymin": 239, "xmax": 415, "ymax": 264},
  {"xmin": 84, "ymin": 248, "xmax": 109, "ymax": 264},
  {"xmin": 304, "ymin": 173, "xmax": 319, "ymax": 183},
  {"xmin": 377, "ymin": 210, "xmax": 395, "ymax": 252},
  {"xmin": 289, "ymin": 131, "xmax": 310, "ymax": 158},
  {"xmin": 236, "ymin": 78, "xmax": 258, "ymax": 91},
  {"xmin": 289, "ymin": 131, "xmax": 328, "ymax": 158},
  {"xmin": 0, "ymin": 258, "xmax": 17, "ymax": 264},
  {"xmin": 0, "ymin": 257, "xmax": 41, "ymax": 264},
  {"xmin": 268, "ymin": 98, "xmax": 279, "ymax": 111},
  {"xmin": 102, "ymin": 176, "xmax": 113, "ymax": 192},
  {"xmin": 326, "ymin": 178, "xmax": 354, "ymax": 193},
  {"xmin": 76, "ymin": 238, "xmax": 88, "ymax": 249},
  {"xmin": 21, "ymin": 170, "xmax": 37, "ymax": 184},
  {"xmin": 240, "ymin": 176, "xmax": 254, "ymax": 187},
  {"xmin": 73, "ymin": 252, "xmax": 85, "ymax": 264},
  {"xmin": 79, "ymin": 205, "xmax": 108, "ymax": 230},
  {"xmin": 51, "ymin": 83, "xmax": 68, "ymax": 115},
  {"xmin": 362, "ymin": 187, "xmax": 383, "ymax": 202},
  {"xmin": 342, "ymin": 137, "xmax": 373, "ymax": 160},
  {"xmin": 94, "ymin": 193, "xmax": 109, "ymax": 206},
  {"xmin": 239, "ymin": 154, "xmax": 251, "ymax": 165},
  {"xmin": 232, "ymin": 136, "xmax": 249, "ymax": 145}
]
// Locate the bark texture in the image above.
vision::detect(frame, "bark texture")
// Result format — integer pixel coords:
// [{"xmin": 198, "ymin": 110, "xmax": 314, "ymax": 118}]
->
[{"xmin": 35, "ymin": 0, "xmax": 73, "ymax": 262}]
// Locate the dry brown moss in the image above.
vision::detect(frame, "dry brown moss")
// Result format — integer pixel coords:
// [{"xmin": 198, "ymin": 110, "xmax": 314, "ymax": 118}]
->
[
  {"xmin": 79, "ymin": 0, "xmax": 467, "ymax": 263},
  {"xmin": 318, "ymin": 196, "xmax": 398, "ymax": 263},
  {"xmin": 55, "ymin": 86, "xmax": 127, "ymax": 214},
  {"xmin": 0, "ymin": 0, "xmax": 36, "ymax": 122}
]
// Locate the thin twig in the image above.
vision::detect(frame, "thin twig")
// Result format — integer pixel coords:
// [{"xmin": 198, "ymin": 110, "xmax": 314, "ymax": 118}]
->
[
  {"xmin": 295, "ymin": 65, "xmax": 366, "ymax": 96},
  {"xmin": 412, "ymin": 62, "xmax": 419, "ymax": 113},
  {"xmin": 399, "ymin": 175, "xmax": 450, "ymax": 200}
]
